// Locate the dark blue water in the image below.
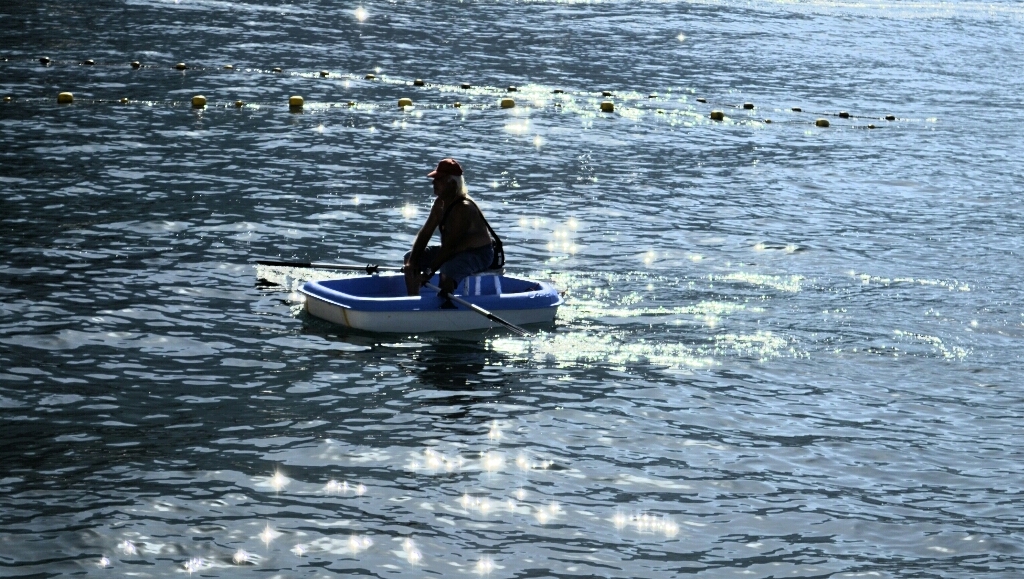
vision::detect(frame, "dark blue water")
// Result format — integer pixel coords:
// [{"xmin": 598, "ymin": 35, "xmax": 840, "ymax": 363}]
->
[{"xmin": 2, "ymin": 0, "xmax": 1023, "ymax": 576}]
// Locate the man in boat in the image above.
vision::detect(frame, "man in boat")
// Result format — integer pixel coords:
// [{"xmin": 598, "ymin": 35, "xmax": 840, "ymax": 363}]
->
[{"xmin": 404, "ymin": 158, "xmax": 499, "ymax": 296}]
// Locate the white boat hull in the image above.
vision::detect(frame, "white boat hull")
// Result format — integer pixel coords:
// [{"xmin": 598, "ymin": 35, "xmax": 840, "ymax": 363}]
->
[{"xmin": 305, "ymin": 293, "xmax": 558, "ymax": 333}]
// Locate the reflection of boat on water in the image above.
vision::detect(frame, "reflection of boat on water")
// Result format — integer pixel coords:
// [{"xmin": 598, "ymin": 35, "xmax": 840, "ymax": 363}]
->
[{"xmin": 300, "ymin": 272, "xmax": 561, "ymax": 334}]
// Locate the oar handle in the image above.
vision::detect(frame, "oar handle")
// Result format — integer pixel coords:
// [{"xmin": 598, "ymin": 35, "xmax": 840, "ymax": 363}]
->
[
  {"xmin": 256, "ymin": 260, "xmax": 404, "ymax": 274},
  {"xmin": 425, "ymin": 282, "xmax": 529, "ymax": 337}
]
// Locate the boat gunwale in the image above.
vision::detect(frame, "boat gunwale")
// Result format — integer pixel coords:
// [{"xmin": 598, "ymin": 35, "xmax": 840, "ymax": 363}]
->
[{"xmin": 300, "ymin": 274, "xmax": 562, "ymax": 313}]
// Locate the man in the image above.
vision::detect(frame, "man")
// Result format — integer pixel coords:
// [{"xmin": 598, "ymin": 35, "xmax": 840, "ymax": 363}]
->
[{"xmin": 404, "ymin": 158, "xmax": 497, "ymax": 296}]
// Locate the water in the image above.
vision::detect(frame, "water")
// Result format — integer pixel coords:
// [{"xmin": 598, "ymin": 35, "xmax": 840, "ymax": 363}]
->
[{"xmin": 2, "ymin": 0, "xmax": 1024, "ymax": 576}]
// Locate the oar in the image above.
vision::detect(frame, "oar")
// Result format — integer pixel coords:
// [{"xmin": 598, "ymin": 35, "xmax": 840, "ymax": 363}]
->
[
  {"xmin": 424, "ymin": 282, "xmax": 529, "ymax": 337},
  {"xmin": 256, "ymin": 259, "xmax": 403, "ymax": 274}
]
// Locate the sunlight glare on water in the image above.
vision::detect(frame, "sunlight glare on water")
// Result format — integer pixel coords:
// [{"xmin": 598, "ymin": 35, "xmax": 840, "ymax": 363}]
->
[{"xmin": 1, "ymin": 0, "xmax": 1023, "ymax": 577}]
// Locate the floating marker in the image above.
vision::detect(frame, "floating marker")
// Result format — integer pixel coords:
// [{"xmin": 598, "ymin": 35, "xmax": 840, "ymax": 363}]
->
[
  {"xmin": 83, "ymin": 59, "xmax": 95, "ymax": 66},
  {"xmin": 460, "ymin": 82, "xmax": 471, "ymax": 89},
  {"xmin": 553, "ymin": 89, "xmax": 564, "ymax": 94},
  {"xmin": 224, "ymin": 64, "xmax": 234, "ymax": 70},
  {"xmin": 365, "ymin": 73, "xmax": 375, "ymax": 80},
  {"xmin": 289, "ymin": 95, "xmax": 304, "ymax": 108},
  {"xmin": 398, "ymin": 97, "xmax": 413, "ymax": 107},
  {"xmin": 601, "ymin": 91, "xmax": 613, "ymax": 97},
  {"xmin": 838, "ymin": 111, "xmax": 849, "ymax": 118},
  {"xmin": 39, "ymin": 56, "xmax": 51, "ymax": 66},
  {"xmin": 507, "ymin": 86, "xmax": 517, "ymax": 92},
  {"xmin": 57, "ymin": 92, "xmax": 73, "ymax": 104},
  {"xmin": 709, "ymin": 110, "xmax": 724, "ymax": 121},
  {"xmin": 235, "ymin": 100, "xmax": 244, "ymax": 107},
  {"xmin": 119, "ymin": 97, "xmax": 129, "ymax": 104},
  {"xmin": 413, "ymin": 79, "xmax": 424, "ymax": 86},
  {"xmin": 347, "ymin": 101, "xmax": 356, "ymax": 106},
  {"xmin": 192, "ymin": 95, "xmax": 207, "ymax": 108},
  {"xmin": 764, "ymin": 119, "xmax": 772, "ymax": 123},
  {"xmin": 3, "ymin": 96, "xmax": 11, "ymax": 103},
  {"xmin": 868, "ymin": 124, "xmax": 876, "ymax": 129},
  {"xmin": 453, "ymin": 102, "xmax": 462, "ymax": 108},
  {"xmin": 272, "ymin": 67, "xmax": 283, "ymax": 73},
  {"xmin": 815, "ymin": 118, "xmax": 830, "ymax": 127},
  {"xmin": 175, "ymin": 62, "xmax": 187, "ymax": 70},
  {"xmin": 648, "ymin": 93, "xmax": 657, "ymax": 98},
  {"xmin": 743, "ymin": 102, "xmax": 754, "ymax": 109},
  {"xmin": 792, "ymin": 107, "xmax": 802, "ymax": 112},
  {"xmin": 885, "ymin": 115, "xmax": 895, "ymax": 121},
  {"xmin": 501, "ymin": 97, "xmax": 515, "ymax": 108},
  {"xmin": 320, "ymin": 70, "xmax": 329, "ymax": 77},
  {"xmin": 600, "ymin": 101, "xmax": 614, "ymax": 113},
  {"xmin": 130, "ymin": 61, "xmax": 141, "ymax": 69},
  {"xmin": 696, "ymin": 97, "xmax": 706, "ymax": 103},
  {"xmin": 656, "ymin": 109, "xmax": 664, "ymax": 114}
]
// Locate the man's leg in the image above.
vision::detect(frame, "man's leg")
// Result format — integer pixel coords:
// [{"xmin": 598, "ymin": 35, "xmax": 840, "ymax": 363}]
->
[{"xmin": 404, "ymin": 247, "xmax": 440, "ymax": 296}]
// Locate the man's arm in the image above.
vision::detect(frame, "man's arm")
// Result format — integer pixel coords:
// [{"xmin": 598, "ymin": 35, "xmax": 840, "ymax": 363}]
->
[{"xmin": 409, "ymin": 198, "xmax": 444, "ymax": 268}]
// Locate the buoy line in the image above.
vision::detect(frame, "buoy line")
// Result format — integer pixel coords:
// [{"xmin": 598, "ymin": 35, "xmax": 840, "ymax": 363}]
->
[
  {"xmin": 3, "ymin": 56, "xmax": 903, "ymax": 125},
  {"xmin": 3, "ymin": 94, "xmax": 902, "ymax": 129}
]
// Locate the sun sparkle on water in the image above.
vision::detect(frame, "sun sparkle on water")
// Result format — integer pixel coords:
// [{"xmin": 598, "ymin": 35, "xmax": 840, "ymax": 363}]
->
[{"xmin": 259, "ymin": 524, "xmax": 280, "ymax": 547}]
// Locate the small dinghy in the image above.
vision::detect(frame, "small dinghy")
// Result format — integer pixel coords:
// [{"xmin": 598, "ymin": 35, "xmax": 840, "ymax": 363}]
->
[{"xmin": 300, "ymin": 272, "xmax": 561, "ymax": 333}]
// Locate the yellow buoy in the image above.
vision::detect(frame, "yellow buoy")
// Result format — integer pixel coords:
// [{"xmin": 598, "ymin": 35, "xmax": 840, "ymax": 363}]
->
[
  {"xmin": 3, "ymin": 96, "xmax": 11, "ymax": 103},
  {"xmin": 838, "ymin": 111, "xmax": 849, "ymax": 118},
  {"xmin": 743, "ymin": 102, "xmax": 754, "ymax": 109},
  {"xmin": 272, "ymin": 67, "xmax": 283, "ymax": 73},
  {"xmin": 815, "ymin": 118, "xmax": 830, "ymax": 127},
  {"xmin": 320, "ymin": 70, "xmax": 329, "ymax": 77},
  {"xmin": 235, "ymin": 100, "xmax": 244, "ymax": 107},
  {"xmin": 500, "ymin": 98, "xmax": 515, "ymax": 109},
  {"xmin": 413, "ymin": 79, "xmax": 424, "ymax": 86},
  {"xmin": 710, "ymin": 110, "xmax": 724, "ymax": 121},
  {"xmin": 192, "ymin": 95, "xmax": 207, "ymax": 108},
  {"xmin": 57, "ymin": 92, "xmax": 73, "ymax": 104},
  {"xmin": 600, "ymin": 101, "xmax": 614, "ymax": 113},
  {"xmin": 289, "ymin": 95, "xmax": 304, "ymax": 108},
  {"xmin": 130, "ymin": 61, "xmax": 141, "ymax": 69},
  {"xmin": 365, "ymin": 73, "xmax": 376, "ymax": 80},
  {"xmin": 120, "ymin": 97, "xmax": 129, "ymax": 104},
  {"xmin": 453, "ymin": 102, "xmax": 462, "ymax": 108},
  {"xmin": 398, "ymin": 97, "xmax": 413, "ymax": 107},
  {"xmin": 175, "ymin": 62, "xmax": 187, "ymax": 70}
]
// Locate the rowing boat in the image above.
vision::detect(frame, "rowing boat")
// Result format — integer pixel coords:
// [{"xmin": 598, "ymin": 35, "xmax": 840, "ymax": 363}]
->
[{"xmin": 300, "ymin": 272, "xmax": 561, "ymax": 333}]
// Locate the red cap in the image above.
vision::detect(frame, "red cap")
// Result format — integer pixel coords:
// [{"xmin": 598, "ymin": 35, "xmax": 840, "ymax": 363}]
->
[{"xmin": 427, "ymin": 158, "xmax": 463, "ymax": 178}]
